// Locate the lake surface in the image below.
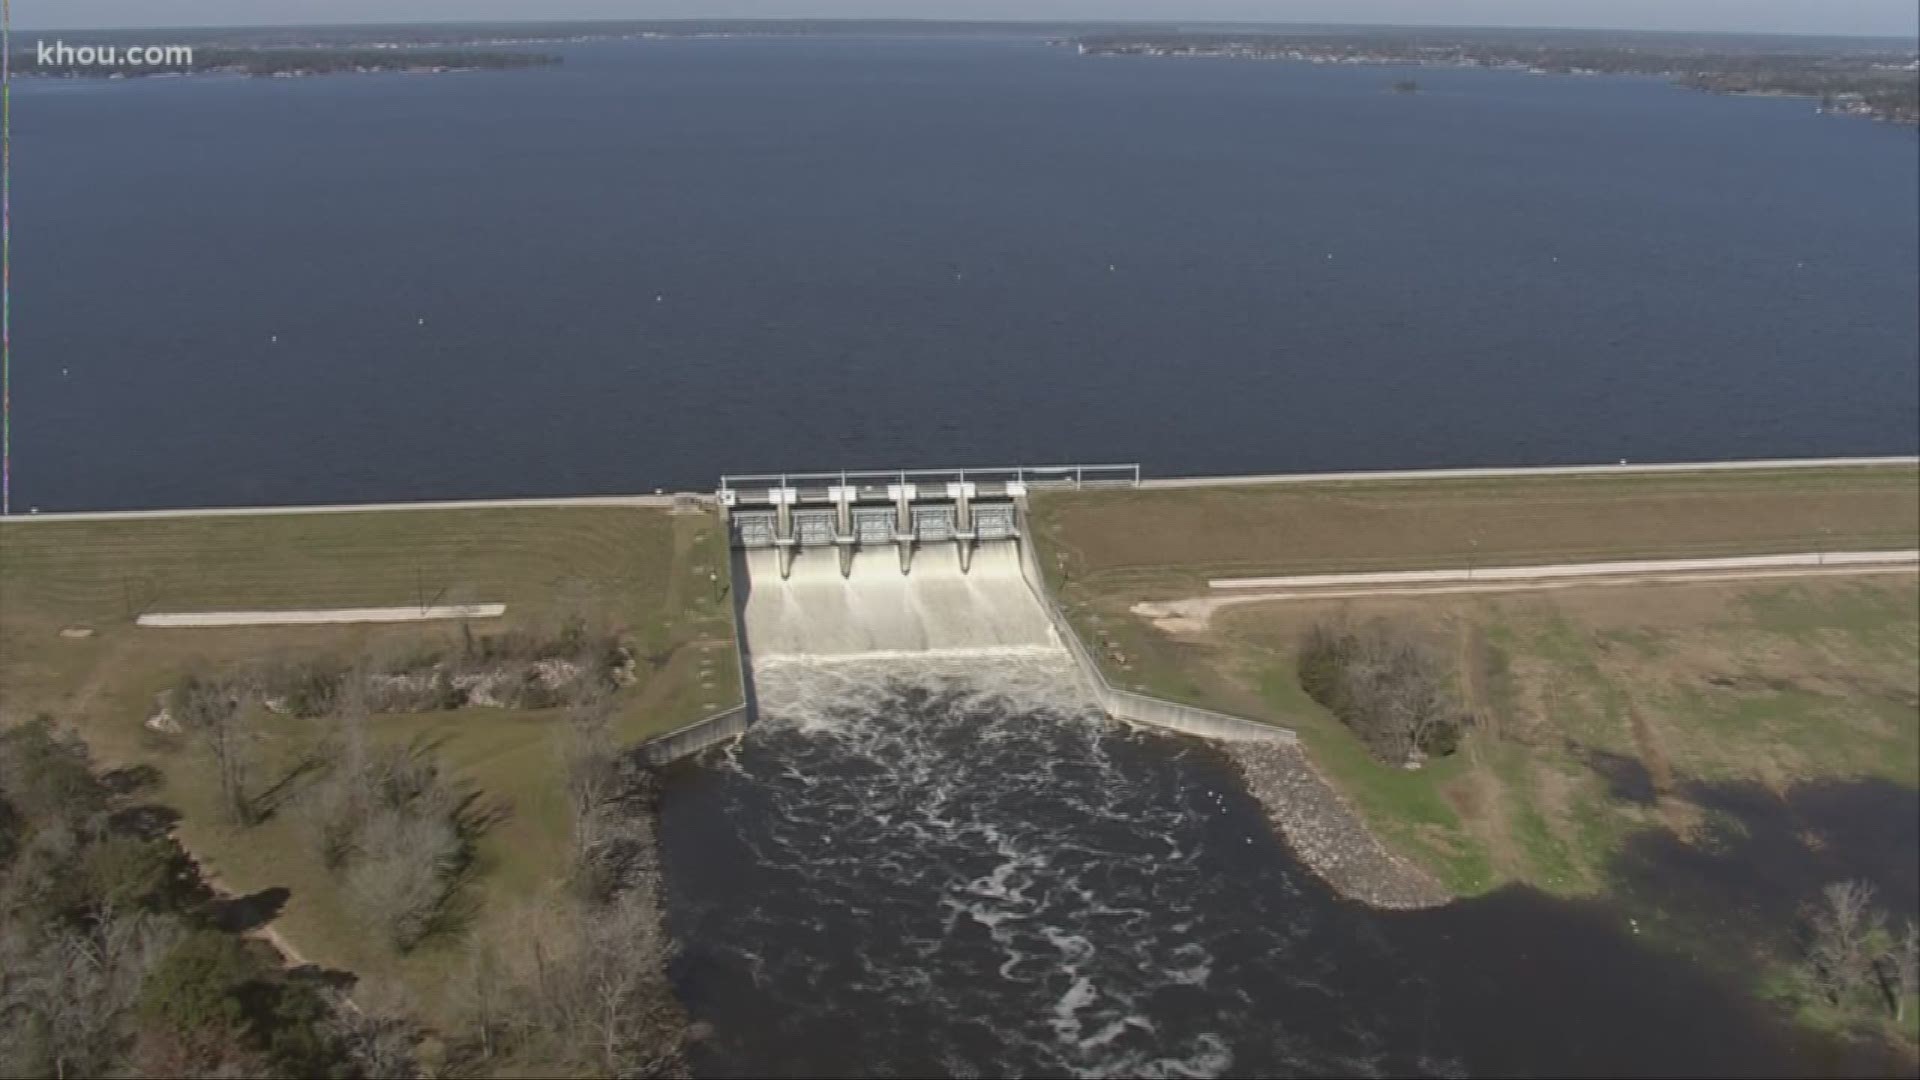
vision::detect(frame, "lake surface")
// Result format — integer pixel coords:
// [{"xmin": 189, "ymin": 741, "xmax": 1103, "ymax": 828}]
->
[
  {"xmin": 659, "ymin": 654, "xmax": 1881, "ymax": 1077},
  {"xmin": 18, "ymin": 36, "xmax": 1919, "ymax": 510}
]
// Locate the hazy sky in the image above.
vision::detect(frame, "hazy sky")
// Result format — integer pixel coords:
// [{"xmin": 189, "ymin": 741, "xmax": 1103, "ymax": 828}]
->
[{"xmin": 23, "ymin": 1, "xmax": 1920, "ymax": 38}]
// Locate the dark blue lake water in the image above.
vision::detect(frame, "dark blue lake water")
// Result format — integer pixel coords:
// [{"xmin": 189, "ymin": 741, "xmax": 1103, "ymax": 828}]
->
[{"xmin": 17, "ymin": 36, "xmax": 1919, "ymax": 509}]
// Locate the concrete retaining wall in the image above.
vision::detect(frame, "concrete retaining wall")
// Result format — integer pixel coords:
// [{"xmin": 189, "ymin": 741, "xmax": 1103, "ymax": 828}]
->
[
  {"xmin": 1013, "ymin": 508, "xmax": 1294, "ymax": 745},
  {"xmin": 640, "ymin": 704, "xmax": 752, "ymax": 766}
]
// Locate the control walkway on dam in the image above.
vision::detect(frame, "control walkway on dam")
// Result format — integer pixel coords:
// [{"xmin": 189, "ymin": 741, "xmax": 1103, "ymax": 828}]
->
[{"xmin": 719, "ymin": 465, "xmax": 1138, "ymax": 579}]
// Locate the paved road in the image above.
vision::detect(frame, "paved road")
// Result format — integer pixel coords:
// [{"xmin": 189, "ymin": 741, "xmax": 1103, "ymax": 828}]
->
[
  {"xmin": 1135, "ymin": 550, "xmax": 1920, "ymax": 632},
  {"xmin": 136, "ymin": 603, "xmax": 507, "ymax": 628},
  {"xmin": 2, "ymin": 493, "xmax": 687, "ymax": 524}
]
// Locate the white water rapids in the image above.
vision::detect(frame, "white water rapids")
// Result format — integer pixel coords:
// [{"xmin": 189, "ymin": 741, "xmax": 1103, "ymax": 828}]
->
[
  {"xmin": 656, "ymin": 541, "xmax": 1852, "ymax": 1078},
  {"xmin": 663, "ymin": 541, "xmax": 1417, "ymax": 1076}
]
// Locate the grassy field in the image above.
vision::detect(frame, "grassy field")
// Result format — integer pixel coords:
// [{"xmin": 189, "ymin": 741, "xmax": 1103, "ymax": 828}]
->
[
  {"xmin": 1031, "ymin": 464, "xmax": 1920, "ymax": 597},
  {"xmin": 1031, "ymin": 466, "xmax": 1920, "ymax": 1046},
  {"xmin": 0, "ymin": 505, "xmax": 742, "ymax": 1023},
  {"xmin": 1209, "ymin": 576, "xmax": 1919, "ymax": 1045}
]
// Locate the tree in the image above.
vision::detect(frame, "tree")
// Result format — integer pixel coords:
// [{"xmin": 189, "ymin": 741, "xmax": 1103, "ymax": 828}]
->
[
  {"xmin": 1297, "ymin": 619, "xmax": 1467, "ymax": 765},
  {"xmin": 6, "ymin": 907, "xmax": 179, "ymax": 1079},
  {"xmin": 346, "ymin": 806, "xmax": 462, "ymax": 952},
  {"xmin": 81, "ymin": 835, "xmax": 178, "ymax": 912},
  {"xmin": 451, "ymin": 937, "xmax": 508, "ymax": 1062},
  {"xmin": 324, "ymin": 980, "xmax": 418, "ymax": 1079},
  {"xmin": 174, "ymin": 675, "xmax": 256, "ymax": 825},
  {"xmin": 1884, "ymin": 919, "xmax": 1917, "ymax": 1022},
  {"xmin": 294, "ymin": 670, "xmax": 376, "ymax": 868},
  {"xmin": 1803, "ymin": 879, "xmax": 1885, "ymax": 1008},
  {"xmin": 560, "ymin": 690, "xmax": 620, "ymax": 899},
  {"xmin": 138, "ymin": 928, "xmax": 259, "ymax": 1039},
  {"xmin": 483, "ymin": 891, "xmax": 683, "ymax": 1076}
]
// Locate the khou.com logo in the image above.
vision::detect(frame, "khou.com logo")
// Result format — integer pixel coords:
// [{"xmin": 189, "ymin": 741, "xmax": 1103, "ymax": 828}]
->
[{"xmin": 35, "ymin": 40, "xmax": 195, "ymax": 68}]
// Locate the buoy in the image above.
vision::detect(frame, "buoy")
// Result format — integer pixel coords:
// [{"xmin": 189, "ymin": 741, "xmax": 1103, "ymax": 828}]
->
[
  {"xmin": 655, "ymin": 294, "xmax": 664, "ymax": 303},
  {"xmin": 271, "ymin": 335, "xmax": 278, "ymax": 343},
  {"xmin": 418, "ymin": 317, "xmax": 426, "ymax": 325}
]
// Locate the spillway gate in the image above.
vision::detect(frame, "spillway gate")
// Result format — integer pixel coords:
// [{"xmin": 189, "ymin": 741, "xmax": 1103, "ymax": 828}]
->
[{"xmin": 720, "ymin": 464, "xmax": 1139, "ymax": 578}]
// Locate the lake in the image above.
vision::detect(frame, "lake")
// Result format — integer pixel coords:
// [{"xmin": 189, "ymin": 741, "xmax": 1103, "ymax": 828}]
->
[{"xmin": 16, "ymin": 34, "xmax": 1918, "ymax": 510}]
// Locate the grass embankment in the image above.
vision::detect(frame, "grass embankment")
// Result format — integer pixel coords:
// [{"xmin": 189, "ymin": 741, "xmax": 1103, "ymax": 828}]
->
[
  {"xmin": 1031, "ymin": 465, "xmax": 1920, "ymax": 1047},
  {"xmin": 0, "ymin": 506, "xmax": 741, "ymax": 1025},
  {"xmin": 1030, "ymin": 464, "xmax": 1919, "ymax": 724}
]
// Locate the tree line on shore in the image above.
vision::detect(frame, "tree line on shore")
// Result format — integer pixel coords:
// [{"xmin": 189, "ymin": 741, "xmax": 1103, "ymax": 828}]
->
[{"xmin": 3, "ymin": 622, "xmax": 690, "ymax": 1077}]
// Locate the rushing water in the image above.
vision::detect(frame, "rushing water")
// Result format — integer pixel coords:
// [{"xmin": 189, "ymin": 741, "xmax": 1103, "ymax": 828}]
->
[
  {"xmin": 665, "ymin": 654, "xmax": 1429, "ymax": 1078},
  {"xmin": 20, "ymin": 35, "xmax": 1919, "ymax": 510},
  {"xmin": 658, "ymin": 539, "xmax": 1866, "ymax": 1077},
  {"xmin": 660, "ymin": 653, "xmax": 1867, "ymax": 1077}
]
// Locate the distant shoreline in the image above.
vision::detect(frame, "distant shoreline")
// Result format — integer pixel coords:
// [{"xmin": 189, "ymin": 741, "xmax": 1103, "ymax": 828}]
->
[{"xmin": 1072, "ymin": 30, "xmax": 1919, "ymax": 125}]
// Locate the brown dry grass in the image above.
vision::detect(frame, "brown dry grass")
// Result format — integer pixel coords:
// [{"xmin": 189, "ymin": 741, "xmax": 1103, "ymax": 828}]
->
[
  {"xmin": 0, "ymin": 506, "xmax": 743, "ymax": 1029},
  {"xmin": 1032, "ymin": 465, "xmax": 1920, "ymax": 597}
]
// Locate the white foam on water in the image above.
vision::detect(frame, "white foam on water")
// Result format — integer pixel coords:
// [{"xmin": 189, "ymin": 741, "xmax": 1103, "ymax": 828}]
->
[
  {"xmin": 706, "ymin": 540, "xmax": 1282, "ymax": 1077},
  {"xmin": 740, "ymin": 541, "xmax": 1060, "ymax": 661}
]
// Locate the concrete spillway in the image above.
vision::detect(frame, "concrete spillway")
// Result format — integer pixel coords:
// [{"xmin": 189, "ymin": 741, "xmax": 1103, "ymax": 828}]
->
[{"xmin": 737, "ymin": 540, "xmax": 1059, "ymax": 662}]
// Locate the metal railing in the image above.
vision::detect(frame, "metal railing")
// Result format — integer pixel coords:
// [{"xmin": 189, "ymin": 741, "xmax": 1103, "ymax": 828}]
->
[{"xmin": 719, "ymin": 463, "xmax": 1140, "ymax": 498}]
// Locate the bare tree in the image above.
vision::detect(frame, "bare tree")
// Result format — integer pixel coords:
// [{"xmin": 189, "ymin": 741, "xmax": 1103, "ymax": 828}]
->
[
  {"xmin": 1884, "ymin": 919, "xmax": 1917, "ymax": 1022},
  {"xmin": 294, "ymin": 668, "xmax": 376, "ymax": 867},
  {"xmin": 3, "ymin": 905, "xmax": 177, "ymax": 1078},
  {"xmin": 560, "ymin": 689, "xmax": 620, "ymax": 898},
  {"xmin": 325, "ymin": 980, "xmax": 418, "ymax": 1079},
  {"xmin": 1299, "ymin": 619, "xmax": 1466, "ymax": 765},
  {"xmin": 487, "ymin": 890, "xmax": 682, "ymax": 1076},
  {"xmin": 450, "ymin": 937, "xmax": 508, "ymax": 1062},
  {"xmin": 175, "ymin": 675, "xmax": 256, "ymax": 825},
  {"xmin": 1804, "ymin": 879, "xmax": 1885, "ymax": 1008},
  {"xmin": 346, "ymin": 806, "xmax": 462, "ymax": 952}
]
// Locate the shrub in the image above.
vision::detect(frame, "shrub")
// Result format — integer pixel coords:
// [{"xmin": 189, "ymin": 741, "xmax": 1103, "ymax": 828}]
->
[
  {"xmin": 138, "ymin": 929, "xmax": 262, "ymax": 1038},
  {"xmin": 82, "ymin": 835, "xmax": 178, "ymax": 912},
  {"xmin": 1297, "ymin": 618, "xmax": 1470, "ymax": 765}
]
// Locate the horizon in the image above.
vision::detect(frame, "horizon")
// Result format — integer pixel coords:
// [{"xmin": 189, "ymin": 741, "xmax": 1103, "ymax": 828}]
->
[
  {"xmin": 13, "ymin": 15, "xmax": 1920, "ymax": 44},
  {"xmin": 20, "ymin": 7, "xmax": 1920, "ymax": 40}
]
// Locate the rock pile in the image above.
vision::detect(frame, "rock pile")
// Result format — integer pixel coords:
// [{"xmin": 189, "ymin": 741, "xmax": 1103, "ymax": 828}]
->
[{"xmin": 1229, "ymin": 741, "xmax": 1451, "ymax": 910}]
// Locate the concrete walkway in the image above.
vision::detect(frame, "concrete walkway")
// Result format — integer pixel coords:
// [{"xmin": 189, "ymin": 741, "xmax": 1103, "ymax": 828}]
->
[
  {"xmin": 1134, "ymin": 550, "xmax": 1919, "ymax": 632},
  {"xmin": 137, "ymin": 603, "xmax": 506, "ymax": 628},
  {"xmin": 2, "ymin": 455, "xmax": 1910, "ymax": 522}
]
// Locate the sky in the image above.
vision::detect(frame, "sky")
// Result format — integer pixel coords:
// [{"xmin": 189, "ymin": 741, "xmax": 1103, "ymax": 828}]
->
[{"xmin": 21, "ymin": 1, "xmax": 1920, "ymax": 39}]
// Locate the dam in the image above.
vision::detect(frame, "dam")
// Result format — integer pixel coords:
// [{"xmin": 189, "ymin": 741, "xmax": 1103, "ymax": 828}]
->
[
  {"xmin": 721, "ymin": 465, "xmax": 1135, "ymax": 662},
  {"xmin": 708, "ymin": 463, "xmax": 1294, "ymax": 751},
  {"xmin": 655, "ymin": 462, "xmax": 1837, "ymax": 1077},
  {"xmin": 682, "ymin": 463, "xmax": 1311, "ymax": 1076}
]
